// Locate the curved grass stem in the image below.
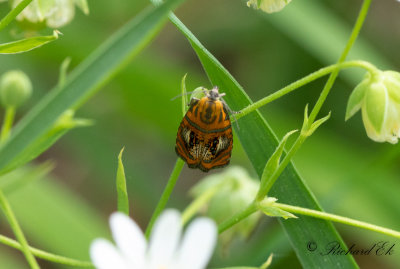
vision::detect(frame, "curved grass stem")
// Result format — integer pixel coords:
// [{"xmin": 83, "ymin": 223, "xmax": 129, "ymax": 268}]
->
[
  {"xmin": 236, "ymin": 60, "xmax": 377, "ymax": 121},
  {"xmin": 145, "ymin": 158, "xmax": 184, "ymax": 238},
  {"xmin": 0, "ymin": 106, "xmax": 16, "ymax": 143},
  {"xmin": 0, "ymin": 190, "xmax": 39, "ymax": 269},
  {"xmin": 0, "ymin": 234, "xmax": 93, "ymax": 267},
  {"xmin": 276, "ymin": 203, "xmax": 400, "ymax": 239}
]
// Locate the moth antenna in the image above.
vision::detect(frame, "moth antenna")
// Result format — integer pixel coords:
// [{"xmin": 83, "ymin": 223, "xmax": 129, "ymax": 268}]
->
[{"xmin": 170, "ymin": 90, "xmax": 196, "ymax": 101}]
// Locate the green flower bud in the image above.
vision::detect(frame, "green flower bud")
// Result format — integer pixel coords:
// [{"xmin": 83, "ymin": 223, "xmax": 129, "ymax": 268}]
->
[
  {"xmin": 247, "ymin": 0, "xmax": 292, "ymax": 13},
  {"xmin": 190, "ymin": 166, "xmax": 262, "ymax": 249},
  {"xmin": 346, "ymin": 70, "xmax": 400, "ymax": 144},
  {"xmin": 0, "ymin": 70, "xmax": 32, "ymax": 108}
]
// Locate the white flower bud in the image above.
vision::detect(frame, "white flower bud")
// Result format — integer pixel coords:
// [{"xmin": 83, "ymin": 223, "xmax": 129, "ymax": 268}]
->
[
  {"xmin": 247, "ymin": 0, "xmax": 292, "ymax": 13},
  {"xmin": 346, "ymin": 70, "xmax": 400, "ymax": 144}
]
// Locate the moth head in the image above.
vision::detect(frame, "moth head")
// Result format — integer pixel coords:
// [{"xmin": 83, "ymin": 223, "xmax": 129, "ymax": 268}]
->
[{"xmin": 207, "ymin": 86, "xmax": 226, "ymax": 101}]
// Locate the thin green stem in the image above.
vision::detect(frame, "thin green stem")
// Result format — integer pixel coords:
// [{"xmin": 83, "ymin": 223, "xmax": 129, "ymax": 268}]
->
[
  {"xmin": 308, "ymin": 0, "xmax": 372, "ymax": 124},
  {"xmin": 181, "ymin": 184, "xmax": 220, "ymax": 225},
  {"xmin": 0, "ymin": 234, "xmax": 93, "ymax": 267},
  {"xmin": 0, "ymin": 0, "xmax": 34, "ymax": 32},
  {"xmin": 218, "ymin": 201, "xmax": 257, "ymax": 234},
  {"xmin": 258, "ymin": 0, "xmax": 372, "ymax": 197},
  {"xmin": 275, "ymin": 203, "xmax": 400, "ymax": 239},
  {"xmin": 0, "ymin": 189, "xmax": 39, "ymax": 269},
  {"xmin": 236, "ymin": 60, "xmax": 377, "ymax": 121},
  {"xmin": 0, "ymin": 106, "xmax": 16, "ymax": 143},
  {"xmin": 145, "ymin": 158, "xmax": 184, "ymax": 238}
]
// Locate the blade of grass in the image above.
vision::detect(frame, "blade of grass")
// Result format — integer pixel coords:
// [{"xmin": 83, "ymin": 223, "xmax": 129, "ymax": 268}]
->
[
  {"xmin": 165, "ymin": 13, "xmax": 358, "ymax": 269},
  {"xmin": 0, "ymin": 0, "xmax": 186, "ymax": 174}
]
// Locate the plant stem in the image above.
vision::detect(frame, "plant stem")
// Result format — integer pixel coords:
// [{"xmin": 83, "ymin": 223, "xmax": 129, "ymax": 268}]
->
[
  {"xmin": 145, "ymin": 158, "xmax": 184, "ymax": 238},
  {"xmin": 218, "ymin": 201, "xmax": 258, "ymax": 234},
  {"xmin": 0, "ymin": 234, "xmax": 93, "ymax": 267},
  {"xmin": 0, "ymin": 0, "xmax": 34, "ymax": 32},
  {"xmin": 0, "ymin": 190, "xmax": 40, "ymax": 269},
  {"xmin": 275, "ymin": 203, "xmax": 400, "ymax": 239},
  {"xmin": 257, "ymin": 0, "xmax": 372, "ymax": 197},
  {"xmin": 181, "ymin": 184, "xmax": 220, "ymax": 225},
  {"xmin": 236, "ymin": 60, "xmax": 377, "ymax": 121},
  {"xmin": 308, "ymin": 0, "xmax": 372, "ymax": 124},
  {"xmin": 0, "ymin": 106, "xmax": 16, "ymax": 143}
]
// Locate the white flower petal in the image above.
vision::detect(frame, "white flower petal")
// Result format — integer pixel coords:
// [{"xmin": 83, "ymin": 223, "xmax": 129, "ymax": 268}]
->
[
  {"xmin": 110, "ymin": 212, "xmax": 147, "ymax": 268},
  {"xmin": 147, "ymin": 209, "xmax": 182, "ymax": 267},
  {"xmin": 90, "ymin": 239, "xmax": 129, "ymax": 269},
  {"xmin": 175, "ymin": 218, "xmax": 217, "ymax": 269}
]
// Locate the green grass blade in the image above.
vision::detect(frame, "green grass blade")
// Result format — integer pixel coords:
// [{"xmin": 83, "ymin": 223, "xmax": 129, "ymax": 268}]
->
[
  {"xmin": 167, "ymin": 14, "xmax": 358, "ymax": 268},
  {"xmin": 0, "ymin": 30, "xmax": 60, "ymax": 54},
  {"xmin": 116, "ymin": 147, "xmax": 129, "ymax": 215},
  {"xmin": 0, "ymin": 0, "xmax": 185, "ymax": 174}
]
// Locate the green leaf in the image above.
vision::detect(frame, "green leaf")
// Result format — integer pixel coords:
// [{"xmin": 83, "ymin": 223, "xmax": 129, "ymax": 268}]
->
[
  {"xmin": 165, "ymin": 11, "xmax": 358, "ymax": 269},
  {"xmin": 116, "ymin": 147, "xmax": 129, "ymax": 215},
  {"xmin": 181, "ymin": 73, "xmax": 188, "ymax": 115},
  {"xmin": 257, "ymin": 130, "xmax": 296, "ymax": 200},
  {"xmin": 0, "ymin": 0, "xmax": 185, "ymax": 174},
  {"xmin": 345, "ymin": 78, "xmax": 368, "ymax": 121},
  {"xmin": 58, "ymin": 57, "xmax": 72, "ymax": 88},
  {"xmin": 0, "ymin": 30, "xmax": 60, "ymax": 54}
]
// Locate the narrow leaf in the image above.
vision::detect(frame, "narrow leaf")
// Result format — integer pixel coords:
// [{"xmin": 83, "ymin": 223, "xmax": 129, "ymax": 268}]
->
[
  {"xmin": 0, "ymin": 30, "xmax": 60, "ymax": 54},
  {"xmin": 181, "ymin": 73, "xmax": 188, "ymax": 114},
  {"xmin": 58, "ymin": 57, "xmax": 72, "ymax": 88},
  {"xmin": 116, "ymin": 147, "xmax": 129, "ymax": 215}
]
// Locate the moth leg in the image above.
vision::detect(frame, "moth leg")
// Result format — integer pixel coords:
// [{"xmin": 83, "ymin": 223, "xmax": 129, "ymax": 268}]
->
[{"xmin": 221, "ymin": 99, "xmax": 240, "ymax": 130}]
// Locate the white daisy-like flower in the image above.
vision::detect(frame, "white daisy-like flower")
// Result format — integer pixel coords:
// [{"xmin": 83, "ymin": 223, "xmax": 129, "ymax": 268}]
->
[{"xmin": 90, "ymin": 209, "xmax": 217, "ymax": 269}]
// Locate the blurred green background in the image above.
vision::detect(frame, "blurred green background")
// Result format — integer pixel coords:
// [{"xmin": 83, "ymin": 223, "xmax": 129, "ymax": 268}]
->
[{"xmin": 0, "ymin": 0, "xmax": 400, "ymax": 268}]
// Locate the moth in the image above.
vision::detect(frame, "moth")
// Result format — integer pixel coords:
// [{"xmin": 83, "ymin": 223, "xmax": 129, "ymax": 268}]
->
[{"xmin": 175, "ymin": 87, "xmax": 233, "ymax": 172}]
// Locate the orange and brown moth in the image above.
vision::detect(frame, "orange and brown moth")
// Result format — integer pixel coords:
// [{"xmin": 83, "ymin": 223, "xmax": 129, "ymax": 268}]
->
[{"xmin": 175, "ymin": 87, "xmax": 233, "ymax": 172}]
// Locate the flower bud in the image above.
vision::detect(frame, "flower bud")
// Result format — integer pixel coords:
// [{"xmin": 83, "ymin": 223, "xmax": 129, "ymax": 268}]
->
[
  {"xmin": 247, "ymin": 0, "xmax": 292, "ymax": 13},
  {"xmin": 346, "ymin": 70, "xmax": 400, "ymax": 144},
  {"xmin": 0, "ymin": 70, "xmax": 32, "ymax": 108},
  {"xmin": 11, "ymin": 0, "xmax": 89, "ymax": 28},
  {"xmin": 190, "ymin": 166, "xmax": 262, "ymax": 249}
]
